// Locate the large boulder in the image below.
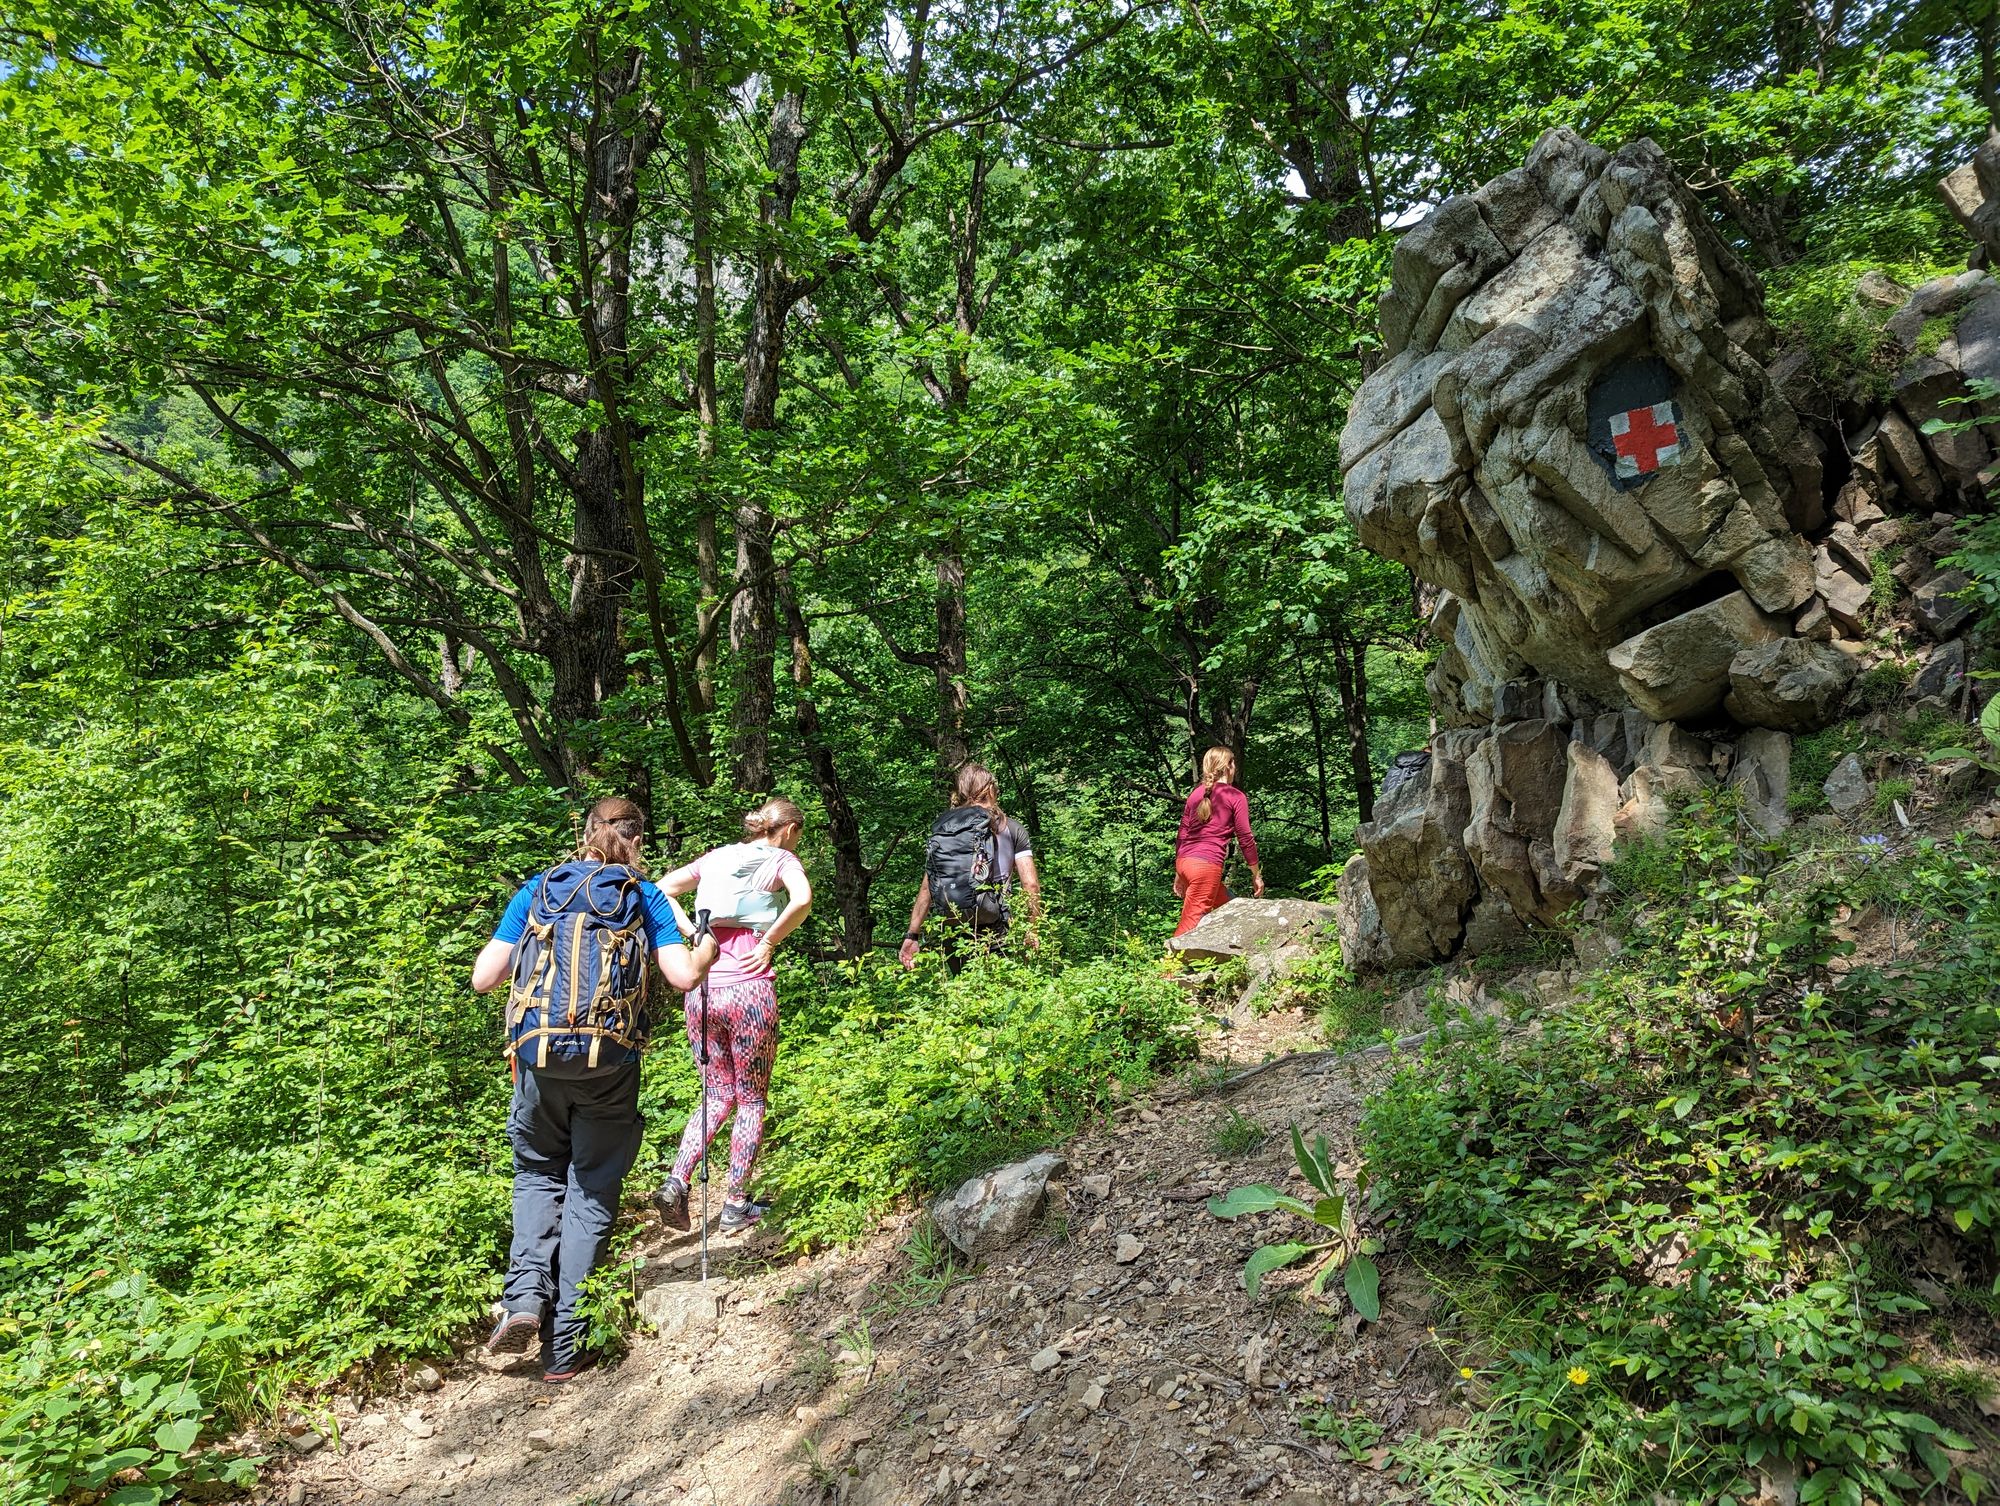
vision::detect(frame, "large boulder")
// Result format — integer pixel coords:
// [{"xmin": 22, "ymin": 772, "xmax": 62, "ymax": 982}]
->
[
  {"xmin": 1941, "ymin": 130, "xmax": 2000, "ymax": 266},
  {"xmin": 1723, "ymin": 637, "xmax": 1859, "ymax": 731},
  {"xmin": 1353, "ymin": 738, "xmax": 1478, "ymax": 961},
  {"xmin": 1605, "ymin": 591, "xmax": 1784, "ymax": 722},
  {"xmin": 1553, "ymin": 740, "xmax": 1621, "ymax": 882},
  {"xmin": 1335, "ymin": 853, "xmax": 1391, "ymax": 973},
  {"xmin": 1727, "ymin": 728, "xmax": 1792, "ymax": 838},
  {"xmin": 1168, "ymin": 897, "xmax": 1339, "ymax": 961},
  {"xmin": 1339, "ymin": 128, "xmax": 1821, "ymax": 711},
  {"xmin": 1462, "ymin": 720, "xmax": 1577, "ymax": 926},
  {"xmin": 931, "ymin": 1152, "xmax": 1067, "ymax": 1260}
]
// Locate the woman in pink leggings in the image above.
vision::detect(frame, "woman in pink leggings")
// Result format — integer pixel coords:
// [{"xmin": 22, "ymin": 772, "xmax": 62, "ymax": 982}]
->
[{"xmin": 650, "ymin": 798, "xmax": 812, "ymax": 1233}]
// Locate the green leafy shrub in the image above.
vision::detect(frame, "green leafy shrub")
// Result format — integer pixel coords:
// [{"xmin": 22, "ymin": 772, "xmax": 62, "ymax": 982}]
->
[
  {"xmin": 0, "ymin": 1269, "xmax": 259, "ymax": 1506},
  {"xmin": 1363, "ymin": 813, "xmax": 2000, "ymax": 1504},
  {"xmin": 750, "ymin": 949, "xmax": 1195, "ymax": 1248}
]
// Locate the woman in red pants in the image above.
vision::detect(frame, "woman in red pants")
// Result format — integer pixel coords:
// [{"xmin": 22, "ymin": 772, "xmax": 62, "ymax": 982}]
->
[{"xmin": 1174, "ymin": 747, "xmax": 1262, "ymax": 936}]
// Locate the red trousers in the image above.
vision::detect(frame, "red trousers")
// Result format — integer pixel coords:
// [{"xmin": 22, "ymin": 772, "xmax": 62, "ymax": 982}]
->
[{"xmin": 1174, "ymin": 856, "xmax": 1230, "ymax": 937}]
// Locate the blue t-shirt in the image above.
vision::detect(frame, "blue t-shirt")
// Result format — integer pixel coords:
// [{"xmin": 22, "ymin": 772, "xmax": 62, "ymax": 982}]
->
[{"xmin": 494, "ymin": 875, "xmax": 683, "ymax": 950}]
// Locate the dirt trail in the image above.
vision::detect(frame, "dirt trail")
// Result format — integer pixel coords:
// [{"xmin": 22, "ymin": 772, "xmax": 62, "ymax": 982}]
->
[{"xmin": 270, "ymin": 1004, "xmax": 1463, "ymax": 1506}]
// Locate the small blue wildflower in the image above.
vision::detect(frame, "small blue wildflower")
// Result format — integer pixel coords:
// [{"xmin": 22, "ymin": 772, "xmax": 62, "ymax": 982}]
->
[{"xmin": 1857, "ymin": 833, "xmax": 1890, "ymax": 863}]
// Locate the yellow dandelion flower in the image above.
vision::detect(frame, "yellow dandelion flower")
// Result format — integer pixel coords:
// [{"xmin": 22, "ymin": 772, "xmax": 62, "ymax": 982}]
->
[
  {"xmin": 1566, "ymin": 1366, "xmax": 1590, "ymax": 1386},
  {"xmin": 1459, "ymin": 1366, "xmax": 1475, "ymax": 1379}
]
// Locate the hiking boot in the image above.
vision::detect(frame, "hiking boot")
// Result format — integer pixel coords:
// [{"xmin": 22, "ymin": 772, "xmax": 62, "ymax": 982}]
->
[
  {"xmin": 542, "ymin": 1350, "xmax": 601, "ymax": 1385},
  {"xmin": 719, "ymin": 1198, "xmax": 770, "ymax": 1233},
  {"xmin": 650, "ymin": 1175, "xmax": 690, "ymax": 1232},
  {"xmin": 484, "ymin": 1309, "xmax": 540, "ymax": 1356}
]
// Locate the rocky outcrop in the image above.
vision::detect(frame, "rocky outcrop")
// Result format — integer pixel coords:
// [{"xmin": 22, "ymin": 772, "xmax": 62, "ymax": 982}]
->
[
  {"xmin": 1724, "ymin": 637, "xmax": 1859, "ymax": 731},
  {"xmin": 1342, "ymin": 128, "xmax": 1823, "ymax": 726},
  {"xmin": 1333, "ymin": 128, "xmax": 1997, "ymax": 972},
  {"xmin": 1942, "ymin": 130, "xmax": 2000, "ymax": 268}
]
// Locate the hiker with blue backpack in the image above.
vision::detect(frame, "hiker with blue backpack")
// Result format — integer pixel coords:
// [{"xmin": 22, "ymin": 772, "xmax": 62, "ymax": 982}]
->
[
  {"xmin": 648, "ymin": 796, "xmax": 813, "ymax": 1237},
  {"xmin": 899, "ymin": 762, "xmax": 1042, "ymax": 975},
  {"xmin": 469, "ymin": 797, "xmax": 718, "ymax": 1383}
]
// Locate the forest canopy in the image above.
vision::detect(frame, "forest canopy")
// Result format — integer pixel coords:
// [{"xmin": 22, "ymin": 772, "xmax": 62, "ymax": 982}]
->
[{"xmin": 0, "ymin": 0, "xmax": 1992, "ymax": 1498}]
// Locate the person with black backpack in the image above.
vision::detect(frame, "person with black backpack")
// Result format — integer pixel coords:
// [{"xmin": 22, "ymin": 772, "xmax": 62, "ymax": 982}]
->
[
  {"xmin": 469, "ymin": 797, "xmax": 718, "ymax": 1383},
  {"xmin": 898, "ymin": 763, "xmax": 1041, "ymax": 975}
]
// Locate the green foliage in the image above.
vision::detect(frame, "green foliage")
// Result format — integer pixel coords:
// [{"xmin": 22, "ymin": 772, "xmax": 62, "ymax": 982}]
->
[
  {"xmin": 1929, "ymin": 680, "xmax": 2000, "ymax": 774},
  {"xmin": 0, "ymin": 1269, "xmax": 260, "ymax": 1506},
  {"xmin": 1300, "ymin": 1407, "xmax": 1385, "ymax": 1462},
  {"xmin": 1789, "ymin": 725, "xmax": 1867, "ymax": 815},
  {"xmin": 750, "ymin": 950, "xmax": 1195, "ymax": 1248},
  {"xmin": 1363, "ymin": 801, "xmax": 2000, "ymax": 1503},
  {"xmin": 1851, "ymin": 659, "xmax": 1910, "ymax": 711},
  {"xmin": 1208, "ymin": 1127, "xmax": 1381, "ymax": 1314},
  {"xmin": 1871, "ymin": 776, "xmax": 1915, "ymax": 816},
  {"xmin": 1250, "ymin": 941, "xmax": 1390, "ymax": 1048},
  {"xmin": 1210, "ymin": 1108, "xmax": 1268, "ymax": 1156}
]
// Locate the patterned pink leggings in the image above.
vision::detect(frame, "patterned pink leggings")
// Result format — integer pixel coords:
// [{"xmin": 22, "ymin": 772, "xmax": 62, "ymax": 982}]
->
[{"xmin": 670, "ymin": 979, "xmax": 779, "ymax": 1203}]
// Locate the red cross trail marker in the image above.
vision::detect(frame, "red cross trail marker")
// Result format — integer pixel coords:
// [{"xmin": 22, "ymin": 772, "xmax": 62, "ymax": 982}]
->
[{"xmin": 1609, "ymin": 401, "xmax": 1682, "ymax": 479}]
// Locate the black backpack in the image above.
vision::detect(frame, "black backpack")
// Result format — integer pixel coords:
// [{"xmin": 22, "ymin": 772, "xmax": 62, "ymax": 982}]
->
[{"xmin": 925, "ymin": 807, "xmax": 1015, "ymax": 929}]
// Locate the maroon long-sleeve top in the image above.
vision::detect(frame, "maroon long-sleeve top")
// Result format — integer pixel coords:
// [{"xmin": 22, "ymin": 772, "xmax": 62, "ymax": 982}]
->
[{"xmin": 1176, "ymin": 783, "xmax": 1258, "ymax": 869}]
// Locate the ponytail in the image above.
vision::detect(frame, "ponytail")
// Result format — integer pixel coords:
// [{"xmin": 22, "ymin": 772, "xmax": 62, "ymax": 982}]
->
[
  {"xmin": 742, "ymin": 796, "xmax": 805, "ymax": 840},
  {"xmin": 578, "ymin": 796, "xmax": 647, "ymax": 874},
  {"xmin": 1194, "ymin": 746, "xmax": 1236, "ymax": 825}
]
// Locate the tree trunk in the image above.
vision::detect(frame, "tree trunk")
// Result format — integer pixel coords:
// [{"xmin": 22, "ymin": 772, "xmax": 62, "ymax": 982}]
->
[
  {"xmin": 933, "ymin": 532, "xmax": 970, "ymax": 772},
  {"xmin": 731, "ymin": 87, "xmax": 808, "ymax": 793},
  {"xmin": 687, "ymin": 40, "xmax": 724, "ymax": 724},
  {"xmin": 1298, "ymin": 649, "xmax": 1333, "ymax": 856},
  {"xmin": 1330, "ymin": 631, "xmax": 1375, "ymax": 824},
  {"xmin": 778, "ymin": 572, "xmax": 876, "ymax": 957},
  {"xmin": 550, "ymin": 427, "xmax": 641, "ymax": 785}
]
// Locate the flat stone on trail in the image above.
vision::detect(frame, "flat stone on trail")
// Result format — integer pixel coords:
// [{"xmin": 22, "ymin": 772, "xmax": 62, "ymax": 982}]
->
[
  {"xmin": 1029, "ymin": 1346, "xmax": 1062, "ymax": 1374},
  {"xmin": 399, "ymin": 1411, "xmax": 435, "ymax": 1439},
  {"xmin": 638, "ymin": 1280, "xmax": 726, "ymax": 1335},
  {"xmin": 1167, "ymin": 897, "xmax": 1338, "ymax": 960},
  {"xmin": 1079, "ymin": 1174, "xmax": 1112, "ymax": 1199},
  {"xmin": 525, "ymin": 1428, "xmax": 555, "ymax": 1452},
  {"xmin": 1114, "ymin": 1233, "xmax": 1145, "ymax": 1264},
  {"xmin": 932, "ymin": 1151, "xmax": 1068, "ymax": 1259}
]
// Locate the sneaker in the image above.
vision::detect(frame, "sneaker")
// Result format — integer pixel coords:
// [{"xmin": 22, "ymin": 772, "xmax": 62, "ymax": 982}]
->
[
  {"xmin": 650, "ymin": 1175, "xmax": 690, "ymax": 1232},
  {"xmin": 542, "ymin": 1350, "xmax": 601, "ymax": 1385},
  {"xmin": 719, "ymin": 1198, "xmax": 770, "ymax": 1233},
  {"xmin": 484, "ymin": 1310, "xmax": 540, "ymax": 1356}
]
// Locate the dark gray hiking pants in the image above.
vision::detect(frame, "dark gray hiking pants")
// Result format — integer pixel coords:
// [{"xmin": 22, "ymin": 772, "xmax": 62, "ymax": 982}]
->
[{"xmin": 500, "ymin": 1061, "xmax": 643, "ymax": 1370}]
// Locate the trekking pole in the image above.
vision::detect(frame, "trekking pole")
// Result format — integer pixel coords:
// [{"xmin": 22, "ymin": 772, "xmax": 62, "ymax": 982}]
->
[{"xmin": 694, "ymin": 908, "xmax": 713, "ymax": 1285}]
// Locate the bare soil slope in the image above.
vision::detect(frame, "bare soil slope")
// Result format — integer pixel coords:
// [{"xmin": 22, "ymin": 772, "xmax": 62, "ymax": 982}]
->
[{"xmin": 270, "ymin": 1006, "xmax": 1462, "ymax": 1506}]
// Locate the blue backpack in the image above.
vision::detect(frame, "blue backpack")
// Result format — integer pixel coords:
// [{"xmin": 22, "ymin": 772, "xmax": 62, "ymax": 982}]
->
[{"xmin": 506, "ymin": 860, "xmax": 653, "ymax": 1070}]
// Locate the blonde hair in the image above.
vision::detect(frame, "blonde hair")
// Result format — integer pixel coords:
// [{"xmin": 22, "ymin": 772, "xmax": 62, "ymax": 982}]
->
[
  {"xmin": 1194, "ymin": 747, "xmax": 1236, "ymax": 824},
  {"xmin": 951, "ymin": 762, "xmax": 1007, "ymax": 835},
  {"xmin": 579, "ymin": 796, "xmax": 646, "ymax": 873},
  {"xmin": 742, "ymin": 796, "xmax": 805, "ymax": 839}
]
